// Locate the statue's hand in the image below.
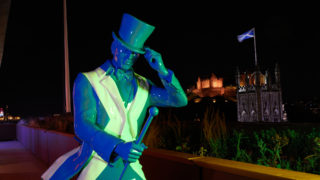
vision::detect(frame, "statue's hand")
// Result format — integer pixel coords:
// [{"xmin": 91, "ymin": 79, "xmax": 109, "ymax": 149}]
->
[
  {"xmin": 144, "ymin": 47, "xmax": 168, "ymax": 76},
  {"xmin": 114, "ymin": 141, "xmax": 147, "ymax": 163}
]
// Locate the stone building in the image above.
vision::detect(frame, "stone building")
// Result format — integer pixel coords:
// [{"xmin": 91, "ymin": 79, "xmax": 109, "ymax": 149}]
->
[
  {"xmin": 236, "ymin": 64, "xmax": 286, "ymax": 122},
  {"xmin": 191, "ymin": 73, "xmax": 236, "ymax": 98}
]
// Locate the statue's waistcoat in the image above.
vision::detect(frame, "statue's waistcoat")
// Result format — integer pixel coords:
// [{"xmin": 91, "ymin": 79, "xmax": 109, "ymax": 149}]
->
[{"xmin": 83, "ymin": 67, "xmax": 149, "ymax": 141}]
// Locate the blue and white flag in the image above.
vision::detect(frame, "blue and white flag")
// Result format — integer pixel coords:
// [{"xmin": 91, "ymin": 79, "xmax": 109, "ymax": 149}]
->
[{"xmin": 237, "ymin": 28, "xmax": 254, "ymax": 42}]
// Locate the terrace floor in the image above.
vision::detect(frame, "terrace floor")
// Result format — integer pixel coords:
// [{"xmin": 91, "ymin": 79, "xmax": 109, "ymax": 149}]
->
[{"xmin": 0, "ymin": 141, "xmax": 48, "ymax": 180}]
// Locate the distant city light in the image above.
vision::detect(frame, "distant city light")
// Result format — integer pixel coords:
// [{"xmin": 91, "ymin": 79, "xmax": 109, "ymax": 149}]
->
[
  {"xmin": 194, "ymin": 98, "xmax": 201, "ymax": 103},
  {"xmin": 0, "ymin": 108, "xmax": 3, "ymax": 120},
  {"xmin": 0, "ymin": 108, "xmax": 3, "ymax": 117},
  {"xmin": 0, "ymin": 107, "xmax": 20, "ymax": 121}
]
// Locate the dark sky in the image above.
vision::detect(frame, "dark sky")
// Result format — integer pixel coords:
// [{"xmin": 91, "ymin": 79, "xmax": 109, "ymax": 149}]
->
[{"xmin": 1, "ymin": 1, "xmax": 320, "ymax": 116}]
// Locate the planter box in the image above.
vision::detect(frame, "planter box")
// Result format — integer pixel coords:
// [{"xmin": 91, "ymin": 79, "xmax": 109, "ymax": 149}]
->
[{"xmin": 17, "ymin": 124, "xmax": 320, "ymax": 180}]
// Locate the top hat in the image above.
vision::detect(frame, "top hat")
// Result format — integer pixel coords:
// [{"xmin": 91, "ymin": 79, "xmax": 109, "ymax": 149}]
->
[{"xmin": 112, "ymin": 13, "xmax": 155, "ymax": 54}]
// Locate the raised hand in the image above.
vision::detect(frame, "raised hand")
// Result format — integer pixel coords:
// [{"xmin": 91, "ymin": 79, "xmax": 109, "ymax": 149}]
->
[{"xmin": 144, "ymin": 47, "xmax": 168, "ymax": 76}]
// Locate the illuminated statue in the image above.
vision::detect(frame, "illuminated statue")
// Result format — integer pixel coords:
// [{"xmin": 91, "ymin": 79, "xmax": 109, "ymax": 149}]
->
[{"xmin": 42, "ymin": 13, "xmax": 187, "ymax": 180}]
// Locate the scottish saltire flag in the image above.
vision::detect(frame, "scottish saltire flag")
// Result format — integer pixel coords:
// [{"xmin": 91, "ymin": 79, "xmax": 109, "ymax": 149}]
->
[{"xmin": 237, "ymin": 28, "xmax": 254, "ymax": 42}]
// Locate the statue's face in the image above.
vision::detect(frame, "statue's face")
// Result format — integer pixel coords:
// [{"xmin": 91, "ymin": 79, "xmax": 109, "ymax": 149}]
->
[{"xmin": 112, "ymin": 43, "xmax": 140, "ymax": 70}]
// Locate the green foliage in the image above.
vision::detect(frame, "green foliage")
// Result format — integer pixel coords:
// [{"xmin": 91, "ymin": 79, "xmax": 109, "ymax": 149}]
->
[
  {"xmin": 254, "ymin": 131, "xmax": 270, "ymax": 166},
  {"xmin": 143, "ymin": 108, "xmax": 192, "ymax": 153},
  {"xmin": 254, "ymin": 129, "xmax": 289, "ymax": 168},
  {"xmin": 208, "ymin": 138, "xmax": 227, "ymax": 158},
  {"xmin": 197, "ymin": 146, "xmax": 207, "ymax": 157},
  {"xmin": 232, "ymin": 130, "xmax": 252, "ymax": 163},
  {"xmin": 143, "ymin": 106, "xmax": 320, "ymax": 175},
  {"xmin": 304, "ymin": 137, "xmax": 320, "ymax": 174}
]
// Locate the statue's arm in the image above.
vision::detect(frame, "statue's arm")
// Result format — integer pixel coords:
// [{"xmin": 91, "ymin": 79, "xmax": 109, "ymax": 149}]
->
[
  {"xmin": 143, "ymin": 48, "xmax": 188, "ymax": 107},
  {"xmin": 149, "ymin": 69, "xmax": 188, "ymax": 107}
]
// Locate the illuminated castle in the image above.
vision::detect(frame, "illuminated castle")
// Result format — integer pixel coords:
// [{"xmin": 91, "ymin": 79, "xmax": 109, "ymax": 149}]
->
[
  {"xmin": 191, "ymin": 73, "xmax": 236, "ymax": 98},
  {"xmin": 236, "ymin": 63, "xmax": 286, "ymax": 122}
]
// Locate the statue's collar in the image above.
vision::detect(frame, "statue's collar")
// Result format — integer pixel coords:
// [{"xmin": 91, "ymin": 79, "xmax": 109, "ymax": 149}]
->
[{"xmin": 100, "ymin": 60, "xmax": 134, "ymax": 81}]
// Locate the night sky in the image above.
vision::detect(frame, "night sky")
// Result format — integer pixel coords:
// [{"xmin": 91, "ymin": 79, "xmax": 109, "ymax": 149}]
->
[{"xmin": 1, "ymin": 2, "xmax": 320, "ymax": 116}]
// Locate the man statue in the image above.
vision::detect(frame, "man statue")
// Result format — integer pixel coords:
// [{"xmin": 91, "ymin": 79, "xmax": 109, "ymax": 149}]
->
[{"xmin": 42, "ymin": 13, "xmax": 187, "ymax": 180}]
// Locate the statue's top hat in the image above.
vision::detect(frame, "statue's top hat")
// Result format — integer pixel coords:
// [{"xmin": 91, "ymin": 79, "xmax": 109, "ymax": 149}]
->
[{"xmin": 112, "ymin": 13, "xmax": 155, "ymax": 54}]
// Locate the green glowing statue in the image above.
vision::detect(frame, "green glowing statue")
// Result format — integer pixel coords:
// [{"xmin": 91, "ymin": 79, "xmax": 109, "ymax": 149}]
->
[{"xmin": 42, "ymin": 13, "xmax": 187, "ymax": 180}]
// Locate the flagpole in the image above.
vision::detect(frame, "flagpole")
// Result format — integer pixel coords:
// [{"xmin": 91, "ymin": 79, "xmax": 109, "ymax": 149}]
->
[
  {"xmin": 63, "ymin": 0, "xmax": 71, "ymax": 113},
  {"xmin": 253, "ymin": 28, "xmax": 258, "ymax": 66}
]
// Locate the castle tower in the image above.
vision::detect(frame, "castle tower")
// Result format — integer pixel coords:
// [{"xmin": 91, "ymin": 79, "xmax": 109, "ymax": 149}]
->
[{"xmin": 236, "ymin": 64, "xmax": 284, "ymax": 122}]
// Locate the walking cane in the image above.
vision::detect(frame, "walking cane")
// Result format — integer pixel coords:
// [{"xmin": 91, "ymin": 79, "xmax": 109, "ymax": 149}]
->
[{"xmin": 119, "ymin": 106, "xmax": 159, "ymax": 180}]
